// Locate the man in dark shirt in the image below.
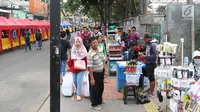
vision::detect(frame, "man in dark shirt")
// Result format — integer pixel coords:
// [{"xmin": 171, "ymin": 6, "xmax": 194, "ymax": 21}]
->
[
  {"xmin": 24, "ymin": 29, "xmax": 31, "ymax": 52},
  {"xmin": 65, "ymin": 27, "xmax": 71, "ymax": 39},
  {"xmin": 35, "ymin": 30, "xmax": 42, "ymax": 50},
  {"xmin": 140, "ymin": 33, "xmax": 158, "ymax": 97},
  {"xmin": 81, "ymin": 27, "xmax": 91, "ymax": 52},
  {"xmin": 128, "ymin": 41, "xmax": 146, "ymax": 61},
  {"xmin": 60, "ymin": 30, "xmax": 71, "ymax": 84}
]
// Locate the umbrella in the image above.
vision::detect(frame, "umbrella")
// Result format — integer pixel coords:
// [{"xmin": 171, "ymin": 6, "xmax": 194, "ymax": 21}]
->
[{"xmin": 61, "ymin": 22, "xmax": 72, "ymax": 27}]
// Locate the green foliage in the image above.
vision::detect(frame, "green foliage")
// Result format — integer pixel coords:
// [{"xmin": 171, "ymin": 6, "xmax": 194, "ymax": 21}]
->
[
  {"xmin": 64, "ymin": 0, "xmax": 82, "ymax": 13},
  {"xmin": 64, "ymin": 0, "xmax": 140, "ymax": 23}
]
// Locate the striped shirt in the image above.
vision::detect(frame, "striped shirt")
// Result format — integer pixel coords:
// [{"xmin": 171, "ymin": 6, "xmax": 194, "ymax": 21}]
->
[{"xmin": 87, "ymin": 48, "xmax": 105, "ymax": 72}]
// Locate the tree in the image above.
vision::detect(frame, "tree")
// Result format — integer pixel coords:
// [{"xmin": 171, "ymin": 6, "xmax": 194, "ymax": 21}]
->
[
  {"xmin": 64, "ymin": 0, "xmax": 140, "ymax": 26},
  {"xmin": 64, "ymin": 0, "xmax": 109, "ymax": 27}
]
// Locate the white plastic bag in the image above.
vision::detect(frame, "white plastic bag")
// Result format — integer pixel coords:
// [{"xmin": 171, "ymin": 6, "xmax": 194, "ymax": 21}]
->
[
  {"xmin": 62, "ymin": 72, "xmax": 73, "ymax": 96},
  {"xmin": 82, "ymin": 71, "xmax": 90, "ymax": 97}
]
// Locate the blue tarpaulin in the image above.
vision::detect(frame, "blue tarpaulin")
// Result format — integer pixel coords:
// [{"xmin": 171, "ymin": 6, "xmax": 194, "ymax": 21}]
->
[{"xmin": 61, "ymin": 22, "xmax": 72, "ymax": 27}]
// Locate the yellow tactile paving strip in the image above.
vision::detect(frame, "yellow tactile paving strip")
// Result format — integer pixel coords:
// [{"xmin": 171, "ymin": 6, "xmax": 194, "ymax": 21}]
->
[{"xmin": 144, "ymin": 101, "xmax": 159, "ymax": 112}]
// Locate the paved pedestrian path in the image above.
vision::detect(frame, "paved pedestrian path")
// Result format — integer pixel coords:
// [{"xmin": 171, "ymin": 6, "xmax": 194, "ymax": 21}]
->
[{"xmin": 39, "ymin": 77, "xmax": 167, "ymax": 112}]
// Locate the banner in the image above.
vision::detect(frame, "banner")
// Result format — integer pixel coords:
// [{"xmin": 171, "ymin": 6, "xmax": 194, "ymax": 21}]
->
[{"xmin": 29, "ymin": 0, "xmax": 48, "ymax": 17}]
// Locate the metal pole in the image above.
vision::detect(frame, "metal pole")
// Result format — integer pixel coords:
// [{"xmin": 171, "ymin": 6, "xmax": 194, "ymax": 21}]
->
[
  {"xmin": 187, "ymin": 0, "xmax": 195, "ymax": 56},
  {"xmin": 50, "ymin": 0, "xmax": 60, "ymax": 112},
  {"xmin": 192, "ymin": 16, "xmax": 195, "ymax": 53},
  {"xmin": 181, "ymin": 38, "xmax": 184, "ymax": 66},
  {"xmin": 11, "ymin": 4, "xmax": 13, "ymax": 17}
]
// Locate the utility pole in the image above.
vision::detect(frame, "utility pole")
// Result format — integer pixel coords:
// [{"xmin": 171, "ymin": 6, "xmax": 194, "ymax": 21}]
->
[
  {"xmin": 143, "ymin": 0, "xmax": 148, "ymax": 14},
  {"xmin": 50, "ymin": 0, "xmax": 60, "ymax": 112},
  {"xmin": 187, "ymin": 0, "xmax": 195, "ymax": 53},
  {"xmin": 140, "ymin": 0, "xmax": 144, "ymax": 14},
  {"xmin": 11, "ymin": 4, "xmax": 13, "ymax": 17}
]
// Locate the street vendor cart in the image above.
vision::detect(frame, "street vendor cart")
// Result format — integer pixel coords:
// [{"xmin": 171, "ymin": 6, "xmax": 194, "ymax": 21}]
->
[{"xmin": 107, "ymin": 30, "xmax": 123, "ymax": 75}]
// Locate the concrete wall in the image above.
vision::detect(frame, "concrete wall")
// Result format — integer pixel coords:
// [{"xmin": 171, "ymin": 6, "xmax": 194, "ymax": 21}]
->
[
  {"xmin": 122, "ymin": 17, "xmax": 141, "ymax": 34},
  {"xmin": 166, "ymin": 4, "xmax": 200, "ymax": 62},
  {"xmin": 122, "ymin": 15, "xmax": 153, "ymax": 38}
]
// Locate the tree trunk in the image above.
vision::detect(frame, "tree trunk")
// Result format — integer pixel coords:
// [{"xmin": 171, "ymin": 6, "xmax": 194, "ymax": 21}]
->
[
  {"xmin": 107, "ymin": 0, "xmax": 110, "ymax": 24},
  {"xmin": 140, "ymin": 0, "xmax": 144, "ymax": 14}
]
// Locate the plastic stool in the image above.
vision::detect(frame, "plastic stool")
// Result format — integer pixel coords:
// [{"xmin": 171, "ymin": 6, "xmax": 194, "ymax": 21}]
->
[{"xmin": 123, "ymin": 82, "xmax": 139, "ymax": 104}]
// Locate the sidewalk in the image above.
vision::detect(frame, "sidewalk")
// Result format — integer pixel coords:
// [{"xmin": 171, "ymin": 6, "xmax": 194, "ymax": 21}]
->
[{"xmin": 39, "ymin": 77, "xmax": 162, "ymax": 112}]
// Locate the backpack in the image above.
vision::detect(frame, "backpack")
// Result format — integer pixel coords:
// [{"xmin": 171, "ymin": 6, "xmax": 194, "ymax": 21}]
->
[
  {"xmin": 36, "ymin": 33, "xmax": 42, "ymax": 41},
  {"xmin": 82, "ymin": 34, "xmax": 90, "ymax": 51},
  {"xmin": 60, "ymin": 39, "xmax": 68, "ymax": 60},
  {"xmin": 24, "ymin": 32, "xmax": 30, "ymax": 41}
]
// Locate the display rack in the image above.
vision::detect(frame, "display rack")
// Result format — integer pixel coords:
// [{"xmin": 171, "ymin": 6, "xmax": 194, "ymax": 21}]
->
[
  {"xmin": 107, "ymin": 43, "xmax": 123, "ymax": 74},
  {"xmin": 155, "ymin": 42, "xmax": 178, "ymax": 111},
  {"xmin": 107, "ymin": 30, "xmax": 123, "ymax": 75}
]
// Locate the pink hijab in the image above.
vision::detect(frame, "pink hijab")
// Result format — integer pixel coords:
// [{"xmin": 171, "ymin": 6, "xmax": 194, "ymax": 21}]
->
[{"xmin": 71, "ymin": 36, "xmax": 87, "ymax": 59}]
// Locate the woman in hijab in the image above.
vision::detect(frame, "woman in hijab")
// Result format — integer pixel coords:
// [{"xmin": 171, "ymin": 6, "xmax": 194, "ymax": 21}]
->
[
  {"xmin": 189, "ymin": 50, "xmax": 200, "ymax": 81},
  {"xmin": 67, "ymin": 36, "xmax": 88, "ymax": 101}
]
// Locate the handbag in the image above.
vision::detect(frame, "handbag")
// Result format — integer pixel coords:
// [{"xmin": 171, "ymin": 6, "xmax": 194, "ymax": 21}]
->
[{"xmin": 74, "ymin": 59, "xmax": 86, "ymax": 70}]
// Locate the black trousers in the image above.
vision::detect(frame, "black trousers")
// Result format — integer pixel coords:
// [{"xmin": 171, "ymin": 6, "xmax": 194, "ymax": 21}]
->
[
  {"xmin": 25, "ymin": 40, "xmax": 31, "ymax": 50},
  {"xmin": 89, "ymin": 71, "xmax": 104, "ymax": 106}
]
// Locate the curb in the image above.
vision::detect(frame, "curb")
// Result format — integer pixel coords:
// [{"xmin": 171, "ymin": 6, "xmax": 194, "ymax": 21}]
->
[{"xmin": 37, "ymin": 94, "xmax": 50, "ymax": 112}]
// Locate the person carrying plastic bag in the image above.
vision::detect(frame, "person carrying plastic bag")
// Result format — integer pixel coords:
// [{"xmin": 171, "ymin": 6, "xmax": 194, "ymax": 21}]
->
[{"xmin": 67, "ymin": 35, "xmax": 87, "ymax": 101}]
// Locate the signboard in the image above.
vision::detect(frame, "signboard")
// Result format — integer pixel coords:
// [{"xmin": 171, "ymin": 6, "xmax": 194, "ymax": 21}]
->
[
  {"xmin": 26, "ymin": 14, "xmax": 34, "ymax": 20},
  {"xmin": 29, "ymin": 0, "xmax": 48, "ymax": 17},
  {"xmin": 13, "ymin": 10, "xmax": 26, "ymax": 19},
  {"xmin": 182, "ymin": 5, "xmax": 194, "ymax": 20}
]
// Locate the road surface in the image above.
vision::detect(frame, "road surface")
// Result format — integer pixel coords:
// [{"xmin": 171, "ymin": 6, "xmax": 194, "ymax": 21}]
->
[
  {"xmin": 0, "ymin": 42, "xmax": 50, "ymax": 112},
  {"xmin": 0, "ymin": 33, "xmax": 75, "ymax": 112}
]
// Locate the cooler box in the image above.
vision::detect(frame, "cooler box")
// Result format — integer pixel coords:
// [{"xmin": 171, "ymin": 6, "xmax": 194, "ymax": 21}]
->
[
  {"xmin": 109, "ymin": 60, "xmax": 117, "ymax": 73},
  {"xmin": 116, "ymin": 62, "xmax": 126, "ymax": 91}
]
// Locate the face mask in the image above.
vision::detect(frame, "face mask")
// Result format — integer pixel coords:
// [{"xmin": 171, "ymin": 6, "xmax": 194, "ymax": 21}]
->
[{"xmin": 194, "ymin": 59, "xmax": 200, "ymax": 65}]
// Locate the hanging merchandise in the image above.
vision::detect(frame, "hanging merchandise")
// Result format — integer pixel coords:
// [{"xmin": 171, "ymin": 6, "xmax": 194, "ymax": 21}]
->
[{"xmin": 157, "ymin": 42, "xmax": 200, "ymax": 112}]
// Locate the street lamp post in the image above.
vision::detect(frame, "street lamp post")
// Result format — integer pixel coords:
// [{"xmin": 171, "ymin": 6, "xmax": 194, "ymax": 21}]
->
[
  {"xmin": 11, "ymin": 4, "xmax": 13, "ymax": 17},
  {"xmin": 50, "ymin": 0, "xmax": 61, "ymax": 112}
]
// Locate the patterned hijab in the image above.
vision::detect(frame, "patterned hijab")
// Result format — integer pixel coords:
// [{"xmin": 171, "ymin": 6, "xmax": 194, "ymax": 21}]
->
[{"xmin": 71, "ymin": 36, "xmax": 87, "ymax": 59}]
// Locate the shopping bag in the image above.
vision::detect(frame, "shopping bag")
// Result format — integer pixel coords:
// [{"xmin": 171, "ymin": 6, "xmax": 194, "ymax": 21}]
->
[
  {"xmin": 62, "ymin": 72, "xmax": 73, "ymax": 96},
  {"xmin": 82, "ymin": 71, "xmax": 90, "ymax": 97}
]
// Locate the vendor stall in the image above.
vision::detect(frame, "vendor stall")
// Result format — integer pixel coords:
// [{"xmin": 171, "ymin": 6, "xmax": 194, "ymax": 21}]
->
[
  {"xmin": 154, "ymin": 40, "xmax": 200, "ymax": 112},
  {"xmin": 107, "ymin": 30, "xmax": 123, "ymax": 75}
]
